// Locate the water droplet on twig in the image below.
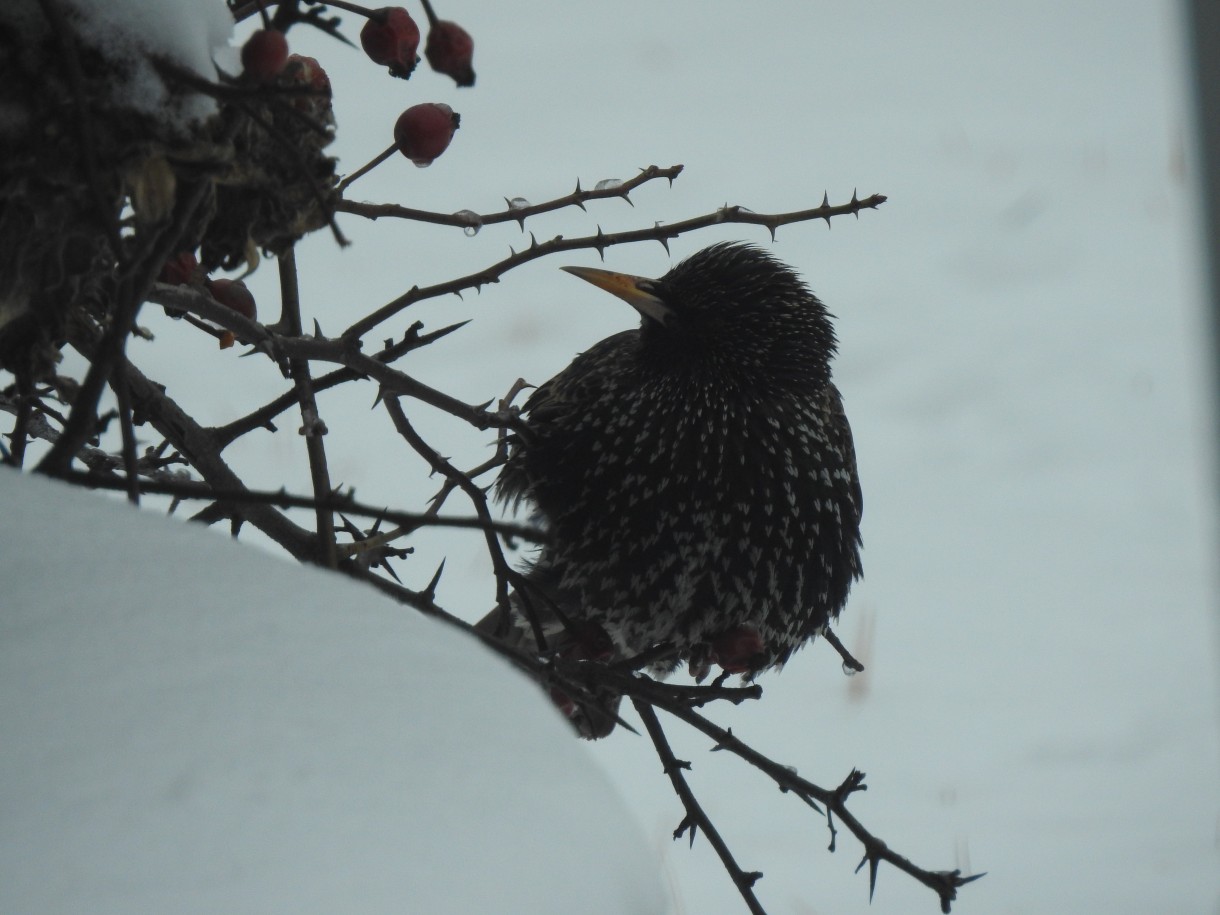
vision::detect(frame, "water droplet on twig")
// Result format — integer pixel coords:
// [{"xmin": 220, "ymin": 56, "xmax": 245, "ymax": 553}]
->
[
  {"xmin": 453, "ymin": 209, "xmax": 482, "ymax": 236},
  {"xmin": 594, "ymin": 178, "xmax": 622, "ymax": 191}
]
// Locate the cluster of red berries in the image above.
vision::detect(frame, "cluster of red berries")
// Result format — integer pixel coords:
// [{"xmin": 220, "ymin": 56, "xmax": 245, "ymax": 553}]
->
[
  {"xmin": 360, "ymin": 6, "xmax": 474, "ymax": 87},
  {"xmin": 240, "ymin": 28, "xmax": 289, "ymax": 83},
  {"xmin": 158, "ymin": 252, "xmax": 256, "ymax": 349},
  {"xmin": 238, "ymin": 30, "xmax": 332, "ymax": 124},
  {"xmin": 237, "ymin": 5, "xmax": 472, "ymax": 173},
  {"xmin": 359, "ymin": 6, "xmax": 472, "ymax": 166}
]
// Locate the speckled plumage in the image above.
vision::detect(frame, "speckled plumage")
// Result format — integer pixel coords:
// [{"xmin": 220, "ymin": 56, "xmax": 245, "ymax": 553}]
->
[{"xmin": 495, "ymin": 242, "xmax": 862, "ymax": 698}]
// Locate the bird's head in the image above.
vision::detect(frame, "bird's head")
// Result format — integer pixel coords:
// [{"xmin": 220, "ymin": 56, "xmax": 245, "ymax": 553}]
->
[{"xmin": 563, "ymin": 242, "xmax": 838, "ymax": 388}]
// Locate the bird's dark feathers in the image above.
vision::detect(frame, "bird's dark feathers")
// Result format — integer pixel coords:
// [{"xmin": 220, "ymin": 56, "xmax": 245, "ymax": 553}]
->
[{"xmin": 493, "ymin": 241, "xmax": 863, "ymax": 707}]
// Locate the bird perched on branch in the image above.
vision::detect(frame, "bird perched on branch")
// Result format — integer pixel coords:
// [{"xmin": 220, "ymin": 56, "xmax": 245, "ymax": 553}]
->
[{"xmin": 485, "ymin": 242, "xmax": 863, "ymax": 736}]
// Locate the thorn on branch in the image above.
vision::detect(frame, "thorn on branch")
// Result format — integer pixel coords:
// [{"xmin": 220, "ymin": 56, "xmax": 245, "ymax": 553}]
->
[
  {"xmin": 791, "ymin": 790, "xmax": 824, "ymax": 816},
  {"xmin": 663, "ymin": 757, "xmax": 693, "ymax": 776},
  {"xmin": 855, "ymin": 851, "xmax": 882, "ymax": 902},
  {"xmin": 674, "ymin": 814, "xmax": 698, "ymax": 848},
  {"xmin": 423, "ymin": 559, "xmax": 446, "ymax": 601},
  {"xmin": 835, "ymin": 768, "xmax": 869, "ymax": 802}
]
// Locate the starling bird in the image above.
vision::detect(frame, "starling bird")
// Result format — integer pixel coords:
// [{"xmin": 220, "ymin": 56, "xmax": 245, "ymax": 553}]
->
[{"xmin": 488, "ymin": 242, "xmax": 863, "ymax": 735}]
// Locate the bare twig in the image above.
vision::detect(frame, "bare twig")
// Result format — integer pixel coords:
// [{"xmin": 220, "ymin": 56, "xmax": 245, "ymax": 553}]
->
[
  {"xmin": 147, "ymin": 283, "xmax": 509, "ymax": 433},
  {"xmin": 625, "ymin": 683, "xmax": 983, "ymax": 912},
  {"xmin": 336, "ymin": 164, "xmax": 685, "ymax": 229},
  {"xmin": 342, "ymin": 192, "xmax": 887, "ymax": 339},
  {"xmin": 3, "ymin": 377, "xmax": 34, "ymax": 467},
  {"xmin": 633, "ymin": 699, "xmax": 768, "ymax": 915},
  {"xmin": 279, "ymin": 247, "xmax": 337, "ymax": 566},
  {"xmin": 382, "ymin": 396, "xmax": 532, "ymax": 629},
  {"xmin": 55, "ymin": 468, "xmax": 544, "ymax": 542},
  {"xmin": 58, "ymin": 314, "xmax": 317, "ymax": 560},
  {"xmin": 110, "ymin": 363, "xmax": 141, "ymax": 504},
  {"xmin": 37, "ymin": 174, "xmax": 213, "ymax": 476},
  {"xmin": 337, "ymin": 143, "xmax": 397, "ymax": 193},
  {"xmin": 822, "ymin": 624, "xmax": 865, "ymax": 672},
  {"xmin": 206, "ymin": 318, "xmax": 471, "ymax": 447}
]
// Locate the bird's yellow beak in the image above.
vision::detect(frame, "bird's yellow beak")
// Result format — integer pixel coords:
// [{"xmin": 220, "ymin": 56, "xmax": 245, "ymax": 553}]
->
[{"xmin": 562, "ymin": 265, "xmax": 673, "ymax": 325}]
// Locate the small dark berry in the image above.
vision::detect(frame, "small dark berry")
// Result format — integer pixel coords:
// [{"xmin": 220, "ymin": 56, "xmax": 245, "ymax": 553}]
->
[
  {"xmin": 206, "ymin": 278, "xmax": 257, "ymax": 321},
  {"xmin": 283, "ymin": 54, "xmax": 330, "ymax": 94},
  {"xmin": 241, "ymin": 29, "xmax": 289, "ymax": 83},
  {"xmin": 425, "ymin": 20, "xmax": 475, "ymax": 87},
  {"xmin": 394, "ymin": 103, "xmax": 459, "ymax": 167},
  {"xmin": 361, "ymin": 7, "xmax": 421, "ymax": 79},
  {"xmin": 281, "ymin": 54, "xmax": 332, "ymax": 119},
  {"xmin": 711, "ymin": 626, "xmax": 767, "ymax": 674},
  {"xmin": 158, "ymin": 250, "xmax": 198, "ymax": 286}
]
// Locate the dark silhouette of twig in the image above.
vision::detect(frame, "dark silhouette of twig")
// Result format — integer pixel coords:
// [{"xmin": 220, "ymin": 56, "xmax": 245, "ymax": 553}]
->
[
  {"xmin": 634, "ymin": 699, "xmax": 767, "ymax": 915},
  {"xmin": 52, "ymin": 468, "xmax": 544, "ymax": 542},
  {"xmin": 343, "ymin": 192, "xmax": 887, "ymax": 339},
  {"xmin": 336, "ymin": 164, "xmax": 684, "ymax": 229},
  {"xmin": 279, "ymin": 247, "xmax": 337, "ymax": 566}
]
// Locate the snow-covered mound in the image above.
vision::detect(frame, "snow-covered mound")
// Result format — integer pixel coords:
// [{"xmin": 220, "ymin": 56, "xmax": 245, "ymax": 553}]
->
[{"xmin": 0, "ymin": 470, "xmax": 666, "ymax": 914}]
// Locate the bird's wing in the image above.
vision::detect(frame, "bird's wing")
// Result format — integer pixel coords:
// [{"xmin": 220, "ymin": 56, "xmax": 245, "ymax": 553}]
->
[
  {"xmin": 820, "ymin": 383, "xmax": 863, "ymax": 525},
  {"xmin": 495, "ymin": 330, "xmax": 639, "ymax": 511}
]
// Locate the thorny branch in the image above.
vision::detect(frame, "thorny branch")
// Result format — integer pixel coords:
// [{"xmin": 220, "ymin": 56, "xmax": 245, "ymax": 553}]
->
[
  {"xmin": 621, "ymin": 674, "xmax": 985, "ymax": 914},
  {"xmin": 45, "ymin": 466, "xmax": 545, "ymax": 543},
  {"xmin": 279, "ymin": 247, "xmax": 338, "ymax": 566},
  {"xmin": 342, "ymin": 191, "xmax": 888, "ymax": 339},
  {"xmin": 336, "ymin": 164, "xmax": 685, "ymax": 230},
  {"xmin": 634, "ymin": 699, "xmax": 767, "ymax": 915},
  {"xmin": 381, "ymin": 395, "xmax": 527, "ymax": 633}
]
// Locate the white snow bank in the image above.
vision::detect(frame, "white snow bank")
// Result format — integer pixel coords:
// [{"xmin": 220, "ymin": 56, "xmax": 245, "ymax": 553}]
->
[{"xmin": 0, "ymin": 470, "xmax": 666, "ymax": 915}]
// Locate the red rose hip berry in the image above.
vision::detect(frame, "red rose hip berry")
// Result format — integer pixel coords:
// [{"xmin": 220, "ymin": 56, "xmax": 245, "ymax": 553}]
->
[
  {"xmin": 394, "ymin": 103, "xmax": 459, "ymax": 167},
  {"xmin": 281, "ymin": 54, "xmax": 332, "ymax": 115},
  {"xmin": 711, "ymin": 626, "xmax": 766, "ymax": 674},
  {"xmin": 361, "ymin": 7, "xmax": 421, "ymax": 79},
  {"xmin": 206, "ymin": 278, "xmax": 257, "ymax": 321},
  {"xmin": 283, "ymin": 54, "xmax": 330, "ymax": 95},
  {"xmin": 425, "ymin": 20, "xmax": 475, "ymax": 87},
  {"xmin": 241, "ymin": 29, "xmax": 289, "ymax": 83},
  {"xmin": 158, "ymin": 250, "xmax": 198, "ymax": 286}
]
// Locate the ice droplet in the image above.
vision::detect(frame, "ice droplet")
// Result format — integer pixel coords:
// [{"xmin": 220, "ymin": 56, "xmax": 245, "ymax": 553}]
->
[
  {"xmin": 507, "ymin": 197, "xmax": 530, "ymax": 209},
  {"xmin": 453, "ymin": 209, "xmax": 482, "ymax": 236},
  {"xmin": 594, "ymin": 178, "xmax": 622, "ymax": 191},
  {"xmin": 842, "ymin": 662, "xmax": 859, "ymax": 677},
  {"xmin": 412, "ymin": 158, "xmax": 433, "ymax": 168}
]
